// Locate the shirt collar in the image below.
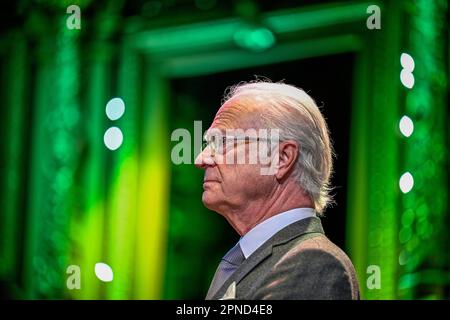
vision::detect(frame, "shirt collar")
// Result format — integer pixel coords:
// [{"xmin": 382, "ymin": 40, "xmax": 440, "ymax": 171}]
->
[{"xmin": 238, "ymin": 207, "xmax": 316, "ymax": 259}]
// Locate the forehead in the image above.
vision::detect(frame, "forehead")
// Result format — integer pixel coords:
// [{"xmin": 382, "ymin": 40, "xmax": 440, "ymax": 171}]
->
[
  {"xmin": 211, "ymin": 102, "xmax": 242, "ymax": 128},
  {"xmin": 205, "ymin": 99, "xmax": 259, "ymax": 136}
]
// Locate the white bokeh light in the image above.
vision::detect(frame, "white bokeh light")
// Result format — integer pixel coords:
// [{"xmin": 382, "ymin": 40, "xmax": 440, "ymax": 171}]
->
[
  {"xmin": 400, "ymin": 53, "xmax": 415, "ymax": 72},
  {"xmin": 399, "ymin": 115, "xmax": 414, "ymax": 137},
  {"xmin": 105, "ymin": 97, "xmax": 125, "ymax": 121},
  {"xmin": 400, "ymin": 69, "xmax": 415, "ymax": 89},
  {"xmin": 399, "ymin": 172, "xmax": 414, "ymax": 194},
  {"xmin": 94, "ymin": 262, "xmax": 113, "ymax": 282},
  {"xmin": 104, "ymin": 127, "xmax": 123, "ymax": 150}
]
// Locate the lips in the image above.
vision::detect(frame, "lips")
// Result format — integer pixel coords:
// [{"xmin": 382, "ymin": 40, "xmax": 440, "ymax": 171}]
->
[
  {"xmin": 203, "ymin": 180, "xmax": 218, "ymax": 190},
  {"xmin": 204, "ymin": 169, "xmax": 220, "ymax": 183},
  {"xmin": 203, "ymin": 175, "xmax": 220, "ymax": 183}
]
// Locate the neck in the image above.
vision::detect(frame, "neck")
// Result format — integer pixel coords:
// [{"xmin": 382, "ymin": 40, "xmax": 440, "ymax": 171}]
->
[{"xmin": 223, "ymin": 181, "xmax": 314, "ymax": 236}]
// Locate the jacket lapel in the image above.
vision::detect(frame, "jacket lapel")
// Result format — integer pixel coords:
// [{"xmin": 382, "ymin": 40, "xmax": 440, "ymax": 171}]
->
[{"xmin": 212, "ymin": 216, "xmax": 324, "ymax": 299}]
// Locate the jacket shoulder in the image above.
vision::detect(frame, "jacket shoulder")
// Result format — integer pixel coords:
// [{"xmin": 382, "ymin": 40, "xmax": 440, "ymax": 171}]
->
[
  {"xmin": 253, "ymin": 234, "xmax": 360, "ymax": 300},
  {"xmin": 286, "ymin": 234, "xmax": 358, "ymax": 277}
]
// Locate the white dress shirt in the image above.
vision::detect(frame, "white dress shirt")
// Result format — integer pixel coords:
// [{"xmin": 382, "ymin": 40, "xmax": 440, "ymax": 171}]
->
[{"xmin": 238, "ymin": 207, "xmax": 316, "ymax": 259}]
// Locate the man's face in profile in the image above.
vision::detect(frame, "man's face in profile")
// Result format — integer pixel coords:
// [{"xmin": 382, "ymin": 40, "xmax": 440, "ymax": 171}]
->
[{"xmin": 195, "ymin": 103, "xmax": 274, "ymax": 217}]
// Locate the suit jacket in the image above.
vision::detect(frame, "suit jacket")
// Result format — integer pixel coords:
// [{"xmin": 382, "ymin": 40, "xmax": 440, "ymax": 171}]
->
[{"xmin": 209, "ymin": 216, "xmax": 360, "ymax": 300}]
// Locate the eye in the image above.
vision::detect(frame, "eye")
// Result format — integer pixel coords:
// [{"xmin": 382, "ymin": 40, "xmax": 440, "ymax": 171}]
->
[{"xmin": 208, "ymin": 136, "xmax": 226, "ymax": 154}]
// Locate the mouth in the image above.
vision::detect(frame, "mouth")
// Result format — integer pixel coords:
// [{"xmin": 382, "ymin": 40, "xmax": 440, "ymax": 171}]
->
[
  {"xmin": 203, "ymin": 180, "xmax": 219, "ymax": 185},
  {"xmin": 203, "ymin": 180, "xmax": 219, "ymax": 188}
]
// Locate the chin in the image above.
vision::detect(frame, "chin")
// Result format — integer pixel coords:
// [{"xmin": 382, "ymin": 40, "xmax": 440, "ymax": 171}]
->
[{"xmin": 202, "ymin": 191, "xmax": 221, "ymax": 212}]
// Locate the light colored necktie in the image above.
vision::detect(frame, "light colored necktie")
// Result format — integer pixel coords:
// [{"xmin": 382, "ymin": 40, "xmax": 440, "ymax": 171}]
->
[{"xmin": 206, "ymin": 243, "xmax": 245, "ymax": 299}]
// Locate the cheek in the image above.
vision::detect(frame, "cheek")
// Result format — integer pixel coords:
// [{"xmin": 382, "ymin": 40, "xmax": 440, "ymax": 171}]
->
[{"xmin": 225, "ymin": 165, "xmax": 263, "ymax": 192}]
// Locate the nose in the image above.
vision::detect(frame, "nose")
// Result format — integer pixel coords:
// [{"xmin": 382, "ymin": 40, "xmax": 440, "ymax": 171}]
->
[{"xmin": 195, "ymin": 146, "xmax": 215, "ymax": 168}]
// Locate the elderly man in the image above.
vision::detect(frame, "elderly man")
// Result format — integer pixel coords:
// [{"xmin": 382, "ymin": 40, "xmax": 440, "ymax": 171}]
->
[{"xmin": 195, "ymin": 81, "xmax": 359, "ymax": 300}]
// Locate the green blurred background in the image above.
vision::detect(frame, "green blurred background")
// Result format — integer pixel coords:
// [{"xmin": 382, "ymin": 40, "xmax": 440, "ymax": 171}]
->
[{"xmin": 0, "ymin": 0, "xmax": 448, "ymax": 299}]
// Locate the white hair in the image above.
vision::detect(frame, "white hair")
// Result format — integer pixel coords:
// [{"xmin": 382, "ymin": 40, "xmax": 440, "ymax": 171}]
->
[{"xmin": 223, "ymin": 80, "xmax": 334, "ymax": 214}]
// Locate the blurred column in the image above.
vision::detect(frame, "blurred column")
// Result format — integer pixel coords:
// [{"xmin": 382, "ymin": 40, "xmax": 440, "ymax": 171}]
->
[{"xmin": 397, "ymin": 0, "xmax": 449, "ymax": 299}]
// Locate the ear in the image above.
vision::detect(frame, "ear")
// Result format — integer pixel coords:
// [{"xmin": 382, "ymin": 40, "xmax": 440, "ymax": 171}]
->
[{"xmin": 275, "ymin": 140, "xmax": 299, "ymax": 181}]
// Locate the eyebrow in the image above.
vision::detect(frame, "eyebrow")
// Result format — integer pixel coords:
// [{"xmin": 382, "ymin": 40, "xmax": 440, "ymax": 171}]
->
[{"xmin": 204, "ymin": 128, "xmax": 227, "ymax": 140}]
